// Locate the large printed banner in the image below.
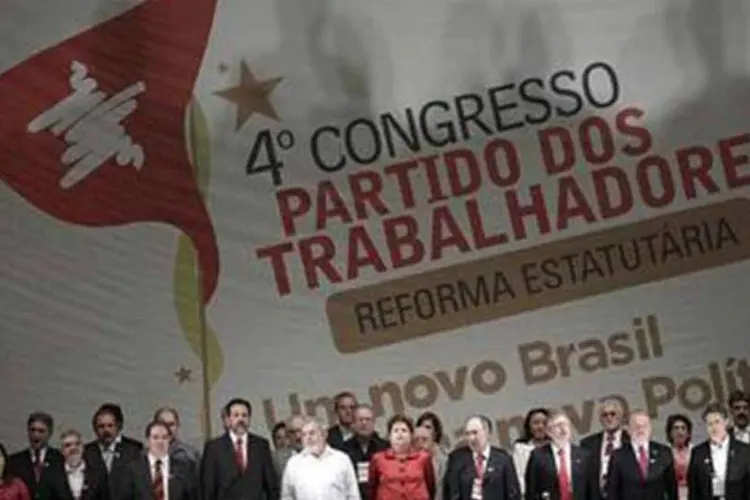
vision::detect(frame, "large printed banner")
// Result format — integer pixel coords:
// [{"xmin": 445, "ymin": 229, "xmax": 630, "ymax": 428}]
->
[{"xmin": 1, "ymin": 0, "xmax": 749, "ymax": 450}]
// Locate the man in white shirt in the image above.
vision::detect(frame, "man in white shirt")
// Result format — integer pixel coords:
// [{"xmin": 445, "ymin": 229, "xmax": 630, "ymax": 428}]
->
[
  {"xmin": 39, "ymin": 429, "xmax": 108, "ymax": 500},
  {"xmin": 281, "ymin": 417, "xmax": 360, "ymax": 500},
  {"xmin": 687, "ymin": 403, "xmax": 750, "ymax": 500}
]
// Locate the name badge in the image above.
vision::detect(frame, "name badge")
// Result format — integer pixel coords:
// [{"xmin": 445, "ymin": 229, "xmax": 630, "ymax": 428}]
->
[
  {"xmin": 471, "ymin": 478, "xmax": 483, "ymax": 500},
  {"xmin": 711, "ymin": 476, "xmax": 725, "ymax": 498},
  {"xmin": 356, "ymin": 462, "xmax": 369, "ymax": 483}
]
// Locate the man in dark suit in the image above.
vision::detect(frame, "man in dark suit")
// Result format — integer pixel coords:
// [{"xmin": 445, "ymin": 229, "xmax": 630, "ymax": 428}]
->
[
  {"xmin": 687, "ymin": 402, "xmax": 750, "ymax": 500},
  {"xmin": 38, "ymin": 429, "xmax": 108, "ymax": 500},
  {"xmin": 579, "ymin": 399, "xmax": 631, "ymax": 499},
  {"xmin": 83, "ymin": 404, "xmax": 143, "ymax": 498},
  {"xmin": 526, "ymin": 411, "xmax": 597, "ymax": 500},
  {"xmin": 327, "ymin": 392, "xmax": 358, "ymax": 451},
  {"xmin": 727, "ymin": 390, "xmax": 750, "ymax": 444},
  {"xmin": 200, "ymin": 398, "xmax": 279, "ymax": 500},
  {"xmin": 8, "ymin": 412, "xmax": 65, "ymax": 500},
  {"xmin": 119, "ymin": 421, "xmax": 196, "ymax": 500},
  {"xmin": 341, "ymin": 404, "xmax": 388, "ymax": 500},
  {"xmin": 443, "ymin": 415, "xmax": 520, "ymax": 500},
  {"xmin": 606, "ymin": 410, "xmax": 677, "ymax": 500}
]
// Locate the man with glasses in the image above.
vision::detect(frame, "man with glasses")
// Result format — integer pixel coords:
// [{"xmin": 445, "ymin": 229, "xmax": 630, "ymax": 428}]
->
[
  {"xmin": 38, "ymin": 430, "xmax": 108, "ymax": 500},
  {"xmin": 580, "ymin": 399, "xmax": 630, "ymax": 499},
  {"xmin": 327, "ymin": 392, "xmax": 358, "ymax": 451},
  {"xmin": 8, "ymin": 412, "xmax": 64, "ymax": 499}
]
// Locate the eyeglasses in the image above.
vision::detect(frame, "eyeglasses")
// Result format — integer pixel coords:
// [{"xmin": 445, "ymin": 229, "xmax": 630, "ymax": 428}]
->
[
  {"xmin": 62, "ymin": 441, "xmax": 81, "ymax": 448},
  {"xmin": 601, "ymin": 411, "xmax": 617, "ymax": 417}
]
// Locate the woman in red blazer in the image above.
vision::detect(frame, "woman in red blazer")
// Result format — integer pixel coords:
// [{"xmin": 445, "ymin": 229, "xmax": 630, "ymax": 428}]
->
[{"xmin": 368, "ymin": 414, "xmax": 436, "ymax": 500}]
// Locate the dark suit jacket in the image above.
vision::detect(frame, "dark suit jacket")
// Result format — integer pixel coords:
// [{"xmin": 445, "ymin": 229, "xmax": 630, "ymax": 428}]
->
[
  {"xmin": 83, "ymin": 437, "xmax": 144, "ymax": 499},
  {"xmin": 326, "ymin": 425, "xmax": 353, "ymax": 451},
  {"xmin": 199, "ymin": 433, "xmax": 279, "ymax": 500},
  {"xmin": 37, "ymin": 461, "xmax": 109, "ymax": 500},
  {"xmin": 341, "ymin": 434, "xmax": 389, "ymax": 500},
  {"xmin": 8, "ymin": 447, "xmax": 65, "ymax": 499},
  {"xmin": 443, "ymin": 446, "xmax": 521, "ymax": 500},
  {"xmin": 606, "ymin": 441, "xmax": 677, "ymax": 500},
  {"xmin": 525, "ymin": 443, "xmax": 597, "ymax": 500},
  {"xmin": 119, "ymin": 456, "xmax": 196, "ymax": 500},
  {"xmin": 580, "ymin": 430, "xmax": 630, "ymax": 499},
  {"xmin": 687, "ymin": 438, "xmax": 750, "ymax": 500}
]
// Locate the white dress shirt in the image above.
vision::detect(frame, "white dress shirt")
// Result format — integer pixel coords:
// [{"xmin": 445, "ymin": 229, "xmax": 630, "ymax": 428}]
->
[
  {"xmin": 100, "ymin": 435, "xmax": 122, "ymax": 471},
  {"xmin": 710, "ymin": 437, "xmax": 730, "ymax": 480},
  {"xmin": 148, "ymin": 454, "xmax": 170, "ymax": 500},
  {"xmin": 281, "ymin": 446, "xmax": 360, "ymax": 500},
  {"xmin": 472, "ymin": 446, "xmax": 491, "ymax": 475},
  {"xmin": 733, "ymin": 428, "xmax": 750, "ymax": 444},
  {"xmin": 600, "ymin": 429, "xmax": 624, "ymax": 478},
  {"xmin": 632, "ymin": 441, "xmax": 649, "ymax": 462},
  {"xmin": 512, "ymin": 442, "xmax": 535, "ymax": 494},
  {"xmin": 229, "ymin": 432, "xmax": 247, "ymax": 466},
  {"xmin": 552, "ymin": 443, "xmax": 572, "ymax": 484},
  {"xmin": 65, "ymin": 462, "xmax": 86, "ymax": 500}
]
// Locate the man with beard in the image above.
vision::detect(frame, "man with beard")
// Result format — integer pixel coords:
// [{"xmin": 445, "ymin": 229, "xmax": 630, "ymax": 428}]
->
[
  {"xmin": 37, "ymin": 429, "xmax": 108, "ymax": 500},
  {"xmin": 280, "ymin": 417, "xmax": 359, "ymax": 500},
  {"xmin": 728, "ymin": 390, "xmax": 750, "ymax": 444},
  {"xmin": 200, "ymin": 398, "xmax": 279, "ymax": 500},
  {"xmin": 8, "ymin": 412, "xmax": 64, "ymax": 499},
  {"xmin": 83, "ymin": 404, "xmax": 142, "ymax": 499},
  {"xmin": 525, "ymin": 411, "xmax": 598, "ymax": 500}
]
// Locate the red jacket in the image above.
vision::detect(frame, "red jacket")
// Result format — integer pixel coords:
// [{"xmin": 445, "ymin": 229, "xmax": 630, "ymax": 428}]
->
[{"xmin": 368, "ymin": 448, "xmax": 435, "ymax": 500}]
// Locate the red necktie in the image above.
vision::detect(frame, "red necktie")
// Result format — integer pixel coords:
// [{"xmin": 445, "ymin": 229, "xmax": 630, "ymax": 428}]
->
[
  {"xmin": 152, "ymin": 459, "xmax": 164, "ymax": 500},
  {"xmin": 475, "ymin": 453, "xmax": 485, "ymax": 480},
  {"xmin": 638, "ymin": 445, "xmax": 648, "ymax": 478},
  {"xmin": 558, "ymin": 448, "xmax": 572, "ymax": 500},
  {"xmin": 234, "ymin": 438, "xmax": 246, "ymax": 471}
]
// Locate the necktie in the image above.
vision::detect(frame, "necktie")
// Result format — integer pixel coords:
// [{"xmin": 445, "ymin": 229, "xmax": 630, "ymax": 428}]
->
[
  {"xmin": 152, "ymin": 459, "xmax": 165, "ymax": 500},
  {"xmin": 558, "ymin": 448, "xmax": 572, "ymax": 500},
  {"xmin": 638, "ymin": 445, "xmax": 648, "ymax": 478},
  {"xmin": 601, "ymin": 432, "xmax": 615, "ymax": 492},
  {"xmin": 234, "ymin": 438, "xmax": 246, "ymax": 471},
  {"xmin": 33, "ymin": 451, "xmax": 43, "ymax": 481},
  {"xmin": 475, "ymin": 453, "xmax": 485, "ymax": 480}
]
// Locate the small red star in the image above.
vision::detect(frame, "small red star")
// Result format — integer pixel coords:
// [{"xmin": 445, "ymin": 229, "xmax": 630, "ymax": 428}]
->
[{"xmin": 174, "ymin": 366, "xmax": 192, "ymax": 384}]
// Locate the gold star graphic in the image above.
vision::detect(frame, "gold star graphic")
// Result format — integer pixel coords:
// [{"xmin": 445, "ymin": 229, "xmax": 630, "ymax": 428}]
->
[
  {"xmin": 215, "ymin": 61, "xmax": 283, "ymax": 130},
  {"xmin": 174, "ymin": 366, "xmax": 193, "ymax": 384}
]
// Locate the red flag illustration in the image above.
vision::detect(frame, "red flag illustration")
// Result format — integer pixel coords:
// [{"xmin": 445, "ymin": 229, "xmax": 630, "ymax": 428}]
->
[{"xmin": 0, "ymin": 0, "xmax": 220, "ymax": 303}]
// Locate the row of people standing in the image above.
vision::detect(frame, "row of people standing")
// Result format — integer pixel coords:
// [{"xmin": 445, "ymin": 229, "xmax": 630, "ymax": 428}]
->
[{"xmin": 1, "ymin": 390, "xmax": 749, "ymax": 500}]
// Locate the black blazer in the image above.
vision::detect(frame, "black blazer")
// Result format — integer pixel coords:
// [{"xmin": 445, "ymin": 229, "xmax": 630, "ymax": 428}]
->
[
  {"xmin": 119, "ymin": 456, "xmax": 196, "ymax": 500},
  {"xmin": 687, "ymin": 438, "xmax": 750, "ymax": 500},
  {"xmin": 199, "ymin": 433, "xmax": 279, "ymax": 500},
  {"xmin": 8, "ymin": 447, "xmax": 65, "ymax": 499},
  {"xmin": 525, "ymin": 443, "xmax": 597, "ymax": 500},
  {"xmin": 580, "ymin": 430, "xmax": 630, "ymax": 499},
  {"xmin": 83, "ymin": 437, "xmax": 144, "ymax": 498},
  {"xmin": 37, "ymin": 461, "xmax": 109, "ymax": 500},
  {"xmin": 326, "ymin": 425, "xmax": 352, "ymax": 451},
  {"xmin": 606, "ymin": 441, "xmax": 677, "ymax": 500},
  {"xmin": 341, "ymin": 434, "xmax": 389, "ymax": 500},
  {"xmin": 443, "ymin": 446, "xmax": 521, "ymax": 500}
]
